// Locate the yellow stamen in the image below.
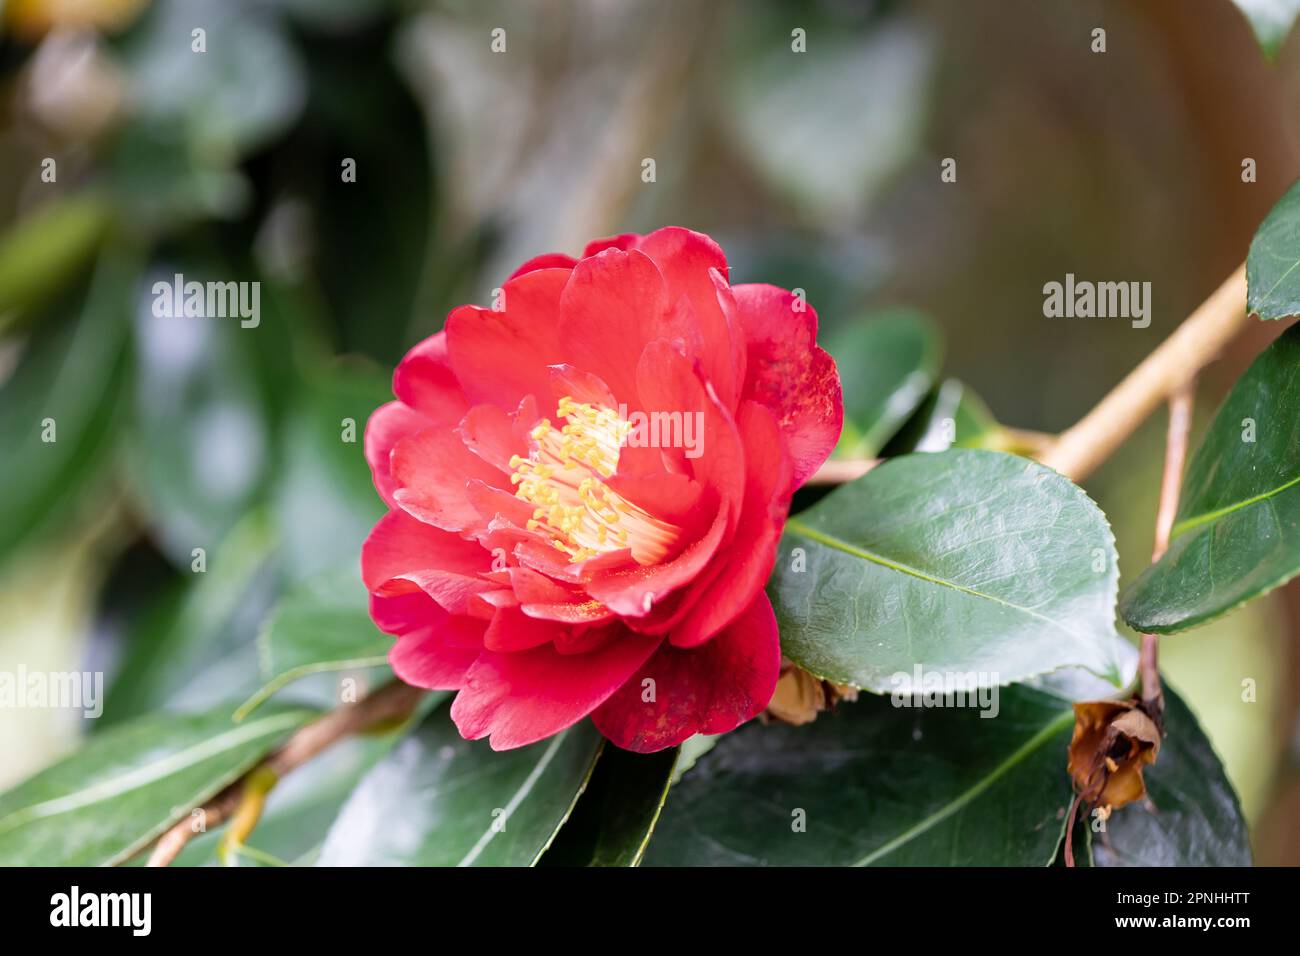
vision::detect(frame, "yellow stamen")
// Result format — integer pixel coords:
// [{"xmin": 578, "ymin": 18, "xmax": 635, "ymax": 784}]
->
[{"xmin": 507, "ymin": 398, "xmax": 681, "ymax": 564}]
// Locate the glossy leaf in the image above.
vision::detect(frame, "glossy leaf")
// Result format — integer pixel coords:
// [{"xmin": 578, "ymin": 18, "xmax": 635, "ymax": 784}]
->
[
  {"xmin": 0, "ymin": 252, "xmax": 133, "ymax": 568},
  {"xmin": 881, "ymin": 378, "xmax": 1000, "ymax": 455},
  {"xmin": 233, "ymin": 568, "xmax": 392, "ymax": 721},
  {"xmin": 126, "ymin": 261, "xmax": 293, "ymax": 564},
  {"xmin": 644, "ymin": 670, "xmax": 1247, "ymax": 866},
  {"xmin": 1232, "ymin": 0, "xmax": 1300, "ymax": 60},
  {"xmin": 316, "ymin": 705, "xmax": 602, "ymax": 866},
  {"xmin": 0, "ymin": 195, "xmax": 112, "ymax": 334},
  {"xmin": 645, "ymin": 680, "xmax": 1077, "ymax": 866},
  {"xmin": 1248, "ymin": 178, "xmax": 1300, "ymax": 319},
  {"xmin": 283, "ymin": 15, "xmax": 433, "ymax": 365},
  {"xmin": 100, "ymin": 511, "xmax": 279, "ymax": 726},
  {"xmin": 165, "ymin": 694, "xmax": 446, "ymax": 867},
  {"xmin": 772, "ymin": 449, "xmax": 1126, "ymax": 692},
  {"xmin": 1121, "ymin": 324, "xmax": 1300, "ymax": 633},
  {"xmin": 272, "ymin": 362, "xmax": 391, "ymax": 585},
  {"xmin": 725, "ymin": 8, "xmax": 931, "ymax": 225},
  {"xmin": 539, "ymin": 746, "xmax": 678, "ymax": 867},
  {"xmin": 828, "ymin": 308, "xmax": 942, "ymax": 457},
  {"xmin": 0, "ymin": 705, "xmax": 313, "ymax": 866},
  {"xmin": 121, "ymin": 0, "xmax": 306, "ymax": 159}
]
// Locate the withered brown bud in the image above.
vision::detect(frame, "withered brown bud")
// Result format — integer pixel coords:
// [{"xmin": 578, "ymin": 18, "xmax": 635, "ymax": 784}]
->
[
  {"xmin": 1067, "ymin": 698, "xmax": 1161, "ymax": 811},
  {"xmin": 765, "ymin": 660, "xmax": 857, "ymax": 726}
]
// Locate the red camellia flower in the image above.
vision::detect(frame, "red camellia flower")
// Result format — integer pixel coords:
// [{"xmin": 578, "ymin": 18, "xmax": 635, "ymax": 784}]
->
[{"xmin": 362, "ymin": 227, "xmax": 842, "ymax": 752}]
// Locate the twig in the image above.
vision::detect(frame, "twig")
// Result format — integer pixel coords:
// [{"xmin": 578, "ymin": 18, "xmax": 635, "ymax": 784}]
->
[
  {"xmin": 1063, "ymin": 792, "xmax": 1083, "ymax": 868},
  {"xmin": 995, "ymin": 427, "xmax": 1056, "ymax": 457},
  {"xmin": 1138, "ymin": 383, "xmax": 1195, "ymax": 727},
  {"xmin": 145, "ymin": 681, "xmax": 426, "ymax": 867},
  {"xmin": 805, "ymin": 458, "xmax": 881, "ymax": 486},
  {"xmin": 1152, "ymin": 385, "xmax": 1195, "ymax": 562},
  {"xmin": 1041, "ymin": 263, "xmax": 1248, "ymax": 482}
]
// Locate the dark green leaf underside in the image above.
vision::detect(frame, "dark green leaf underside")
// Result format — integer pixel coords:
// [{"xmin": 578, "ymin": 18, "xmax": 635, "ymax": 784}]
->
[
  {"xmin": 829, "ymin": 309, "xmax": 942, "ymax": 457},
  {"xmin": 880, "ymin": 378, "xmax": 1000, "ymax": 455},
  {"xmin": 539, "ymin": 745, "xmax": 678, "ymax": 867},
  {"xmin": 645, "ymin": 676, "xmax": 1247, "ymax": 867},
  {"xmin": 646, "ymin": 682, "xmax": 1077, "ymax": 866},
  {"xmin": 315, "ymin": 704, "xmax": 602, "ymax": 866}
]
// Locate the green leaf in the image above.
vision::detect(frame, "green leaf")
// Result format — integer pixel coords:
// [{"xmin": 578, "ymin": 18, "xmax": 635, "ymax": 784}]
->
[
  {"xmin": 120, "ymin": 0, "xmax": 306, "ymax": 159},
  {"xmin": 0, "ymin": 705, "xmax": 314, "ymax": 866},
  {"xmin": 1092, "ymin": 687, "xmax": 1250, "ymax": 866},
  {"xmin": 1248, "ymin": 178, "xmax": 1300, "ymax": 319},
  {"xmin": 233, "ymin": 568, "xmax": 392, "ymax": 721},
  {"xmin": 0, "ymin": 251, "xmax": 134, "ymax": 568},
  {"xmin": 126, "ymin": 262, "xmax": 295, "ymax": 564},
  {"xmin": 642, "ymin": 657, "xmax": 1247, "ymax": 867},
  {"xmin": 1120, "ymin": 325, "xmax": 1300, "ymax": 633},
  {"xmin": 272, "ymin": 362, "xmax": 391, "ymax": 585},
  {"xmin": 0, "ymin": 195, "xmax": 112, "ymax": 334},
  {"xmin": 539, "ymin": 746, "xmax": 678, "ymax": 867},
  {"xmin": 284, "ymin": 16, "xmax": 433, "ymax": 365},
  {"xmin": 1232, "ymin": 0, "xmax": 1300, "ymax": 61},
  {"xmin": 880, "ymin": 378, "xmax": 1000, "ymax": 455},
  {"xmin": 100, "ymin": 511, "xmax": 279, "ymax": 726},
  {"xmin": 315, "ymin": 705, "xmax": 602, "ymax": 866},
  {"xmin": 645, "ymin": 679, "xmax": 1081, "ymax": 866},
  {"xmin": 828, "ymin": 309, "xmax": 942, "ymax": 457},
  {"xmin": 724, "ymin": 9, "xmax": 931, "ymax": 224},
  {"xmin": 164, "ymin": 694, "xmax": 447, "ymax": 867},
  {"xmin": 271, "ymin": 0, "xmax": 397, "ymax": 29},
  {"xmin": 772, "ymin": 449, "xmax": 1127, "ymax": 692}
]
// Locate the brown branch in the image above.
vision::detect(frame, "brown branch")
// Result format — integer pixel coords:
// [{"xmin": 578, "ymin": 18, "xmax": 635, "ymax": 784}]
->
[
  {"xmin": 1137, "ymin": 383, "xmax": 1195, "ymax": 727},
  {"xmin": 145, "ymin": 680, "xmax": 426, "ymax": 867},
  {"xmin": 995, "ymin": 427, "xmax": 1057, "ymax": 457},
  {"xmin": 1063, "ymin": 792, "xmax": 1083, "ymax": 868},
  {"xmin": 1152, "ymin": 385, "xmax": 1195, "ymax": 562},
  {"xmin": 805, "ymin": 458, "xmax": 881, "ymax": 486},
  {"xmin": 1041, "ymin": 263, "xmax": 1248, "ymax": 482}
]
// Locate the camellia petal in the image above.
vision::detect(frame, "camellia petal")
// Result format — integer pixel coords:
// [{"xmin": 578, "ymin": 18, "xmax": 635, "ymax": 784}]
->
[
  {"xmin": 392, "ymin": 331, "xmax": 469, "ymax": 425},
  {"xmin": 733, "ymin": 283, "xmax": 843, "ymax": 492},
  {"xmin": 593, "ymin": 593, "xmax": 782, "ymax": 752},
  {"xmin": 669, "ymin": 400, "xmax": 791, "ymax": 647},
  {"xmin": 445, "ymin": 268, "xmax": 570, "ymax": 408},
  {"xmin": 450, "ymin": 628, "xmax": 663, "ymax": 750},
  {"xmin": 364, "ymin": 401, "xmax": 431, "ymax": 509}
]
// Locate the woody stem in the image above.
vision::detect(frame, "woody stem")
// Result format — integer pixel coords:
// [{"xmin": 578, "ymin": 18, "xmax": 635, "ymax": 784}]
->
[
  {"xmin": 143, "ymin": 680, "xmax": 425, "ymax": 867},
  {"xmin": 1138, "ymin": 383, "xmax": 1195, "ymax": 723}
]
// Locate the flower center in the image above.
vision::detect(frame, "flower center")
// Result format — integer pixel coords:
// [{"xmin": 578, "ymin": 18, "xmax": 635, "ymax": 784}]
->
[{"xmin": 509, "ymin": 396, "xmax": 680, "ymax": 564}]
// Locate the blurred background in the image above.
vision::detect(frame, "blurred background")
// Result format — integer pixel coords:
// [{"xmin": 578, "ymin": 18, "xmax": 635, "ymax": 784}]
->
[{"xmin": 0, "ymin": 0, "xmax": 1296, "ymax": 863}]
